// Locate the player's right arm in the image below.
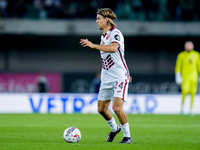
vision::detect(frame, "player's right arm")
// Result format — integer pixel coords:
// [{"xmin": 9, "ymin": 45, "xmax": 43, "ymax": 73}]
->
[
  {"xmin": 175, "ymin": 53, "xmax": 183, "ymax": 85},
  {"xmin": 80, "ymin": 38, "xmax": 118, "ymax": 53},
  {"xmin": 175, "ymin": 53, "xmax": 182, "ymax": 73}
]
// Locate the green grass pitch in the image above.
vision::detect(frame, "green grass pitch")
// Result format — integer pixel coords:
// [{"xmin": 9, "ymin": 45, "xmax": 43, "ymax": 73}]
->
[{"xmin": 0, "ymin": 114, "xmax": 200, "ymax": 150}]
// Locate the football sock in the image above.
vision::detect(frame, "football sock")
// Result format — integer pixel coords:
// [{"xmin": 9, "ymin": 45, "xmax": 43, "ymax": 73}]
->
[
  {"xmin": 181, "ymin": 93, "xmax": 186, "ymax": 107},
  {"xmin": 181, "ymin": 93, "xmax": 187, "ymax": 114},
  {"xmin": 106, "ymin": 117, "xmax": 118, "ymax": 132},
  {"xmin": 121, "ymin": 122, "xmax": 131, "ymax": 137},
  {"xmin": 190, "ymin": 93, "xmax": 195, "ymax": 114}
]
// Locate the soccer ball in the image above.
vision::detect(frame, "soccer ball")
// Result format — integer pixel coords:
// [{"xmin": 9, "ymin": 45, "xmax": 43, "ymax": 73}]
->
[{"xmin": 63, "ymin": 127, "xmax": 81, "ymax": 143}]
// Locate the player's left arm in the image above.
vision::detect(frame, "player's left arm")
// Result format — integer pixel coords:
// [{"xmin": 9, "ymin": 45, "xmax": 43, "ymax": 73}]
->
[
  {"xmin": 80, "ymin": 38, "xmax": 118, "ymax": 53},
  {"xmin": 198, "ymin": 53, "xmax": 200, "ymax": 73}
]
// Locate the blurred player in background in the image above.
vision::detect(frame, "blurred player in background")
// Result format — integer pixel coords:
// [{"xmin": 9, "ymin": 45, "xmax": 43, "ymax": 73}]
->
[
  {"xmin": 37, "ymin": 75, "xmax": 49, "ymax": 93},
  {"xmin": 175, "ymin": 41, "xmax": 200, "ymax": 116},
  {"xmin": 80, "ymin": 8, "xmax": 132, "ymax": 144},
  {"xmin": 90, "ymin": 72, "xmax": 101, "ymax": 93}
]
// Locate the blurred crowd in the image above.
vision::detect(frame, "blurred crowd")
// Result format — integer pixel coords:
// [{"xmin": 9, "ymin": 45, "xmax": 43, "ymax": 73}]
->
[{"xmin": 0, "ymin": 0, "xmax": 200, "ymax": 21}]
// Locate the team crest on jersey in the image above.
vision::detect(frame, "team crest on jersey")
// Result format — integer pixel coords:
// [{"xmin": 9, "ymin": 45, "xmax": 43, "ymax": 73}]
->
[
  {"xmin": 114, "ymin": 34, "xmax": 120, "ymax": 41},
  {"xmin": 106, "ymin": 34, "xmax": 110, "ymax": 40}
]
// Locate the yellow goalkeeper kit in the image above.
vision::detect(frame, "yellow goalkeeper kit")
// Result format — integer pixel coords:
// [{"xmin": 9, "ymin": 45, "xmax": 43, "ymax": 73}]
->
[{"xmin": 175, "ymin": 50, "xmax": 200, "ymax": 115}]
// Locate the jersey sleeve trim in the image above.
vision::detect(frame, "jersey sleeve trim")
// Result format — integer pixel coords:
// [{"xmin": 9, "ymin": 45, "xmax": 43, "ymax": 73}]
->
[{"xmin": 111, "ymin": 41, "xmax": 121, "ymax": 48}]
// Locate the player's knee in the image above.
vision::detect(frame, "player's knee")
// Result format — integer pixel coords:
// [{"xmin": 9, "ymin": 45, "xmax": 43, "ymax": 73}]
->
[
  {"xmin": 112, "ymin": 106, "xmax": 122, "ymax": 115},
  {"xmin": 182, "ymin": 90, "xmax": 188, "ymax": 96},
  {"xmin": 97, "ymin": 106, "xmax": 106, "ymax": 115},
  {"xmin": 190, "ymin": 92, "xmax": 196, "ymax": 97},
  {"xmin": 97, "ymin": 107, "xmax": 102, "ymax": 114}
]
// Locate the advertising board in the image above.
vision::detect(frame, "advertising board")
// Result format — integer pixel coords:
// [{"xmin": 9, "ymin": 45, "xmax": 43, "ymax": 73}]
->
[{"xmin": 0, "ymin": 94, "xmax": 199, "ymax": 114}]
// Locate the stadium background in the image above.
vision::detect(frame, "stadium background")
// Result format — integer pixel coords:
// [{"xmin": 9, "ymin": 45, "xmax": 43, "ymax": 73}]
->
[
  {"xmin": 0, "ymin": 0, "xmax": 200, "ymax": 113},
  {"xmin": 1, "ymin": 1, "xmax": 200, "ymax": 149}
]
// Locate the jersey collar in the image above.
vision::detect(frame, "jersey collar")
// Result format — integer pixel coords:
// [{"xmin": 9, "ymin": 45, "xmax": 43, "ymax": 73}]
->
[
  {"xmin": 102, "ymin": 26, "xmax": 115, "ymax": 37},
  {"xmin": 109, "ymin": 26, "xmax": 115, "ymax": 31}
]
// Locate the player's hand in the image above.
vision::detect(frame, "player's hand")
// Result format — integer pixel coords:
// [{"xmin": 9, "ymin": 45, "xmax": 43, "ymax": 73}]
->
[
  {"xmin": 80, "ymin": 38, "xmax": 94, "ymax": 48},
  {"xmin": 175, "ymin": 73, "xmax": 182, "ymax": 85},
  {"xmin": 129, "ymin": 76, "xmax": 132, "ymax": 83}
]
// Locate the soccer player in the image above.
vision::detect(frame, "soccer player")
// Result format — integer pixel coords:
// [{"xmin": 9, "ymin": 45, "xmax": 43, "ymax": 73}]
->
[
  {"xmin": 80, "ymin": 8, "xmax": 132, "ymax": 144},
  {"xmin": 175, "ymin": 41, "xmax": 200, "ymax": 116}
]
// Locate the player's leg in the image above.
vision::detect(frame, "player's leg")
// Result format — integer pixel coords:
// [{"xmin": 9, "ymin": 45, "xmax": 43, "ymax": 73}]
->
[
  {"xmin": 181, "ymin": 81, "xmax": 189, "ymax": 115},
  {"xmin": 189, "ymin": 81, "xmax": 197, "ymax": 116},
  {"xmin": 98, "ymin": 100, "xmax": 118, "ymax": 132},
  {"xmin": 181, "ymin": 92, "xmax": 187, "ymax": 115},
  {"xmin": 97, "ymin": 82, "xmax": 120, "ymax": 142},
  {"xmin": 113, "ymin": 79, "xmax": 132, "ymax": 144},
  {"xmin": 98, "ymin": 100, "xmax": 120, "ymax": 142},
  {"xmin": 190, "ymin": 93, "xmax": 195, "ymax": 116},
  {"xmin": 112, "ymin": 97, "xmax": 132, "ymax": 143},
  {"xmin": 98, "ymin": 100, "xmax": 112, "ymax": 120},
  {"xmin": 112, "ymin": 97, "xmax": 128, "ymax": 124}
]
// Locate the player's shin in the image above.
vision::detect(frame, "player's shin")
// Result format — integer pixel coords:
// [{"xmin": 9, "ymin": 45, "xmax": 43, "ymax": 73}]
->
[
  {"xmin": 190, "ymin": 94, "xmax": 195, "ymax": 116},
  {"xmin": 106, "ymin": 117, "xmax": 118, "ymax": 132},
  {"xmin": 121, "ymin": 122, "xmax": 131, "ymax": 137}
]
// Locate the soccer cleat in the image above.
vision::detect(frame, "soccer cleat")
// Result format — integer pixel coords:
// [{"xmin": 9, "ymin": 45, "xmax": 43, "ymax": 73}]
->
[
  {"xmin": 106, "ymin": 126, "xmax": 121, "ymax": 142},
  {"xmin": 119, "ymin": 137, "xmax": 132, "ymax": 144}
]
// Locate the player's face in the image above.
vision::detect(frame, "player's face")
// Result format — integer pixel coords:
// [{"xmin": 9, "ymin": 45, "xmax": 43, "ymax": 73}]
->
[
  {"xmin": 185, "ymin": 42, "xmax": 194, "ymax": 51},
  {"xmin": 96, "ymin": 14, "xmax": 107, "ymax": 30}
]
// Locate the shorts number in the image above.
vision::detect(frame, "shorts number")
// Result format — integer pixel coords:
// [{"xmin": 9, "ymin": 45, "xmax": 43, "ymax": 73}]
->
[{"xmin": 115, "ymin": 82, "xmax": 124, "ymax": 89}]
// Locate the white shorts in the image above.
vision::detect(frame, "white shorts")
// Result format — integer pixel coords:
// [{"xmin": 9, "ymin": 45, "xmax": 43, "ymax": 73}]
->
[{"xmin": 98, "ymin": 79, "xmax": 129, "ymax": 101}]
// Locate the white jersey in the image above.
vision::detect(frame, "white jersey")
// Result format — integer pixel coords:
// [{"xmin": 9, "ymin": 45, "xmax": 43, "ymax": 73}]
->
[{"xmin": 100, "ymin": 26, "xmax": 129, "ymax": 83}]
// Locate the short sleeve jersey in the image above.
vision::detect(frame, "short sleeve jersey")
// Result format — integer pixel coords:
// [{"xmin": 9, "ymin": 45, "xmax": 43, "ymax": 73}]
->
[{"xmin": 100, "ymin": 26, "xmax": 129, "ymax": 83}]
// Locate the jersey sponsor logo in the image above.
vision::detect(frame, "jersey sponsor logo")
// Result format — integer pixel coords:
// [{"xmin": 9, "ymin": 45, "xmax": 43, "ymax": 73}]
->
[
  {"xmin": 101, "ymin": 54, "xmax": 115, "ymax": 70},
  {"xmin": 114, "ymin": 34, "xmax": 120, "ymax": 41}
]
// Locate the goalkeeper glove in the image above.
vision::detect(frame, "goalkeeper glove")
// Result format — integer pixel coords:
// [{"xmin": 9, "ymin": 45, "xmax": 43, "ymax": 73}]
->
[{"xmin": 175, "ymin": 73, "xmax": 182, "ymax": 85}]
